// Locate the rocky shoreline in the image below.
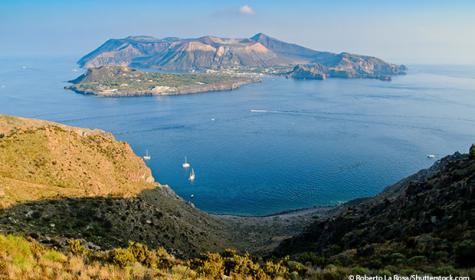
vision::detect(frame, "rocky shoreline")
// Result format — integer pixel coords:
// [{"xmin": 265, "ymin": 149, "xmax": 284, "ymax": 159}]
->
[
  {"xmin": 66, "ymin": 78, "xmax": 259, "ymax": 97},
  {"xmin": 65, "ymin": 65, "xmax": 261, "ymax": 97}
]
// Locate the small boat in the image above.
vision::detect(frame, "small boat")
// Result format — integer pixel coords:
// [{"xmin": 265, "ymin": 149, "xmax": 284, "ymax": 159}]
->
[
  {"xmin": 182, "ymin": 156, "xmax": 190, "ymax": 169},
  {"xmin": 188, "ymin": 168, "xmax": 196, "ymax": 181},
  {"xmin": 427, "ymin": 154, "xmax": 436, "ymax": 159},
  {"xmin": 190, "ymin": 194, "xmax": 195, "ymax": 198},
  {"xmin": 143, "ymin": 150, "xmax": 151, "ymax": 161}
]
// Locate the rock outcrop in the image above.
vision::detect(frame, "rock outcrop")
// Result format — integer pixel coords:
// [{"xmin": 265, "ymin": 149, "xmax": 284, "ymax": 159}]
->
[{"xmin": 275, "ymin": 149, "xmax": 475, "ymax": 268}]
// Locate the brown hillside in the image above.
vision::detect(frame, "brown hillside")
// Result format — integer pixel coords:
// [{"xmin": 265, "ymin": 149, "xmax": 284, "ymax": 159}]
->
[{"xmin": 0, "ymin": 115, "xmax": 155, "ymax": 208}]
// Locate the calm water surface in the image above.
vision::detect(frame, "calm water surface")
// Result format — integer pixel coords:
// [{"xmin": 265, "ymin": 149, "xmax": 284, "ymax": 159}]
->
[{"xmin": 1, "ymin": 56, "xmax": 474, "ymax": 215}]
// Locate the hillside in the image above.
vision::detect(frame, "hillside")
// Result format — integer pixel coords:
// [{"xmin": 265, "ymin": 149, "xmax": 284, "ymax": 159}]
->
[
  {"xmin": 0, "ymin": 115, "xmax": 320, "ymax": 259},
  {"xmin": 1, "ymin": 115, "xmax": 473, "ymax": 278},
  {"xmin": 275, "ymin": 150, "xmax": 475, "ymax": 270},
  {"xmin": 0, "ymin": 115, "xmax": 237, "ymax": 257},
  {"xmin": 0, "ymin": 115, "xmax": 155, "ymax": 207},
  {"xmin": 77, "ymin": 33, "xmax": 406, "ymax": 80},
  {"xmin": 66, "ymin": 65, "xmax": 260, "ymax": 97}
]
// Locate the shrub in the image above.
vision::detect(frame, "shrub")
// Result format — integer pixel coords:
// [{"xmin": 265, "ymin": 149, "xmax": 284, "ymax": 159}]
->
[
  {"xmin": 287, "ymin": 260, "xmax": 308, "ymax": 275},
  {"xmin": 408, "ymin": 255, "xmax": 427, "ymax": 266},
  {"xmin": 128, "ymin": 242, "xmax": 156, "ymax": 267},
  {"xmin": 352, "ymin": 266, "xmax": 370, "ymax": 275},
  {"xmin": 155, "ymin": 247, "xmax": 174, "ymax": 269},
  {"xmin": 198, "ymin": 252, "xmax": 224, "ymax": 279},
  {"xmin": 470, "ymin": 144, "xmax": 475, "ymax": 159},
  {"xmin": 0, "ymin": 234, "xmax": 33, "ymax": 269},
  {"xmin": 433, "ymin": 265, "xmax": 458, "ymax": 276},
  {"xmin": 455, "ymin": 240, "xmax": 475, "ymax": 267},
  {"xmin": 67, "ymin": 239, "xmax": 88, "ymax": 255},
  {"xmin": 289, "ymin": 271, "xmax": 300, "ymax": 280},
  {"xmin": 297, "ymin": 252, "xmax": 326, "ymax": 266},
  {"xmin": 321, "ymin": 265, "xmax": 350, "ymax": 280},
  {"xmin": 388, "ymin": 252, "xmax": 406, "ymax": 264},
  {"xmin": 43, "ymin": 250, "xmax": 67, "ymax": 262},
  {"xmin": 263, "ymin": 260, "xmax": 289, "ymax": 278},
  {"xmin": 110, "ymin": 248, "xmax": 135, "ymax": 267},
  {"xmin": 378, "ymin": 269, "xmax": 393, "ymax": 277}
]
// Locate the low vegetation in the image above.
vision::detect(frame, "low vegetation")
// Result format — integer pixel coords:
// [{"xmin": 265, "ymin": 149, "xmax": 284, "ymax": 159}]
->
[
  {"xmin": 1, "ymin": 234, "xmax": 473, "ymax": 280},
  {"xmin": 0, "ymin": 115, "xmax": 155, "ymax": 208},
  {"xmin": 66, "ymin": 66, "xmax": 259, "ymax": 96},
  {"xmin": 1, "ymin": 115, "xmax": 473, "ymax": 279}
]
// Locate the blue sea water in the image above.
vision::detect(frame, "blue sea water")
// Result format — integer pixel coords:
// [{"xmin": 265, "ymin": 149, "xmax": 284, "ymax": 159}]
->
[{"xmin": 1, "ymin": 56, "xmax": 474, "ymax": 215}]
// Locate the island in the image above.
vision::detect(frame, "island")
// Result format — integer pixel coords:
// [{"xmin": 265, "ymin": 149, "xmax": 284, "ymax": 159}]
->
[
  {"xmin": 65, "ymin": 66, "xmax": 260, "ymax": 97},
  {"xmin": 77, "ymin": 33, "xmax": 407, "ymax": 82}
]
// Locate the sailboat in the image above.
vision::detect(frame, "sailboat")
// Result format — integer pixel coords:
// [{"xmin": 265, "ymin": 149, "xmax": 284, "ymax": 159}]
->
[
  {"xmin": 188, "ymin": 168, "xmax": 196, "ymax": 182},
  {"xmin": 143, "ymin": 150, "xmax": 151, "ymax": 161},
  {"xmin": 182, "ymin": 156, "xmax": 190, "ymax": 168}
]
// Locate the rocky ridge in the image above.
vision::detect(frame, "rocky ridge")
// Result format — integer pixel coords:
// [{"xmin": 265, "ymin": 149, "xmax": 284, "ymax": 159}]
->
[{"xmin": 78, "ymin": 33, "xmax": 406, "ymax": 80}]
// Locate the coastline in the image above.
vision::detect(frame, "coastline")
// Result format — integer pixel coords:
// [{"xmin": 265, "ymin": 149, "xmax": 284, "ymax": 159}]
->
[
  {"xmin": 65, "ymin": 78, "xmax": 260, "ymax": 97},
  {"xmin": 65, "ymin": 66, "xmax": 262, "ymax": 97}
]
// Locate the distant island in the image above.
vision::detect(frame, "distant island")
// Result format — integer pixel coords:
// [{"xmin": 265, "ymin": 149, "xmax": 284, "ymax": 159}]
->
[
  {"xmin": 66, "ymin": 66, "xmax": 260, "ymax": 97},
  {"xmin": 77, "ymin": 33, "xmax": 406, "ymax": 81}
]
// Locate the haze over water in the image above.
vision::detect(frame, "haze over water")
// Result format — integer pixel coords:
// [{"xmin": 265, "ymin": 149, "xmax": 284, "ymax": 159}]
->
[{"xmin": 1, "ymin": 56, "xmax": 474, "ymax": 215}]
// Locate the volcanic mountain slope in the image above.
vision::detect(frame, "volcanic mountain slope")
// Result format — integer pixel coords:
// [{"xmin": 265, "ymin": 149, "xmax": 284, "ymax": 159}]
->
[
  {"xmin": 275, "ymin": 150, "xmax": 475, "ymax": 269},
  {"xmin": 78, "ymin": 33, "xmax": 406, "ymax": 79},
  {"xmin": 0, "ymin": 115, "xmax": 236, "ymax": 257},
  {"xmin": 0, "ymin": 115, "xmax": 320, "ymax": 258}
]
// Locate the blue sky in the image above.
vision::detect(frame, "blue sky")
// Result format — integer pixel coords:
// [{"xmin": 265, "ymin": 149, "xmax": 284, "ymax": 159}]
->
[{"xmin": 1, "ymin": 0, "xmax": 474, "ymax": 64}]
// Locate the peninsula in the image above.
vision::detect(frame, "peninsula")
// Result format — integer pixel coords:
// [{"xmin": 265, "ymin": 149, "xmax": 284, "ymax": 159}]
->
[{"xmin": 66, "ymin": 66, "xmax": 260, "ymax": 97}]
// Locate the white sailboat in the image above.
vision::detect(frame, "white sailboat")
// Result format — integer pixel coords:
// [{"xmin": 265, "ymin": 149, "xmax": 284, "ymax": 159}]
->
[
  {"xmin": 188, "ymin": 168, "xmax": 196, "ymax": 181},
  {"xmin": 143, "ymin": 150, "xmax": 151, "ymax": 161},
  {"xmin": 182, "ymin": 156, "xmax": 190, "ymax": 168}
]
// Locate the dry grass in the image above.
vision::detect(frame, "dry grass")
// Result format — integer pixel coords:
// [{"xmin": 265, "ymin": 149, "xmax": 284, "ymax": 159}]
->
[
  {"xmin": 0, "ymin": 234, "xmax": 181, "ymax": 280},
  {"xmin": 0, "ymin": 115, "xmax": 156, "ymax": 208},
  {"xmin": 0, "ymin": 234, "xmax": 289, "ymax": 280}
]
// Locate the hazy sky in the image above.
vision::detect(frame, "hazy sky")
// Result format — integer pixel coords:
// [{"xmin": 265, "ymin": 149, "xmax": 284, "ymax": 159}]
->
[{"xmin": 1, "ymin": 0, "xmax": 474, "ymax": 64}]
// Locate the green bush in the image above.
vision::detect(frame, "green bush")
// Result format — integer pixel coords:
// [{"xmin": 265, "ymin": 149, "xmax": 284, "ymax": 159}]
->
[
  {"xmin": 400, "ymin": 268, "xmax": 417, "ymax": 276},
  {"xmin": 43, "ymin": 250, "xmax": 66, "ymax": 262},
  {"xmin": 470, "ymin": 144, "xmax": 475, "ymax": 159},
  {"xmin": 297, "ymin": 252, "xmax": 326, "ymax": 266},
  {"xmin": 263, "ymin": 260, "xmax": 289, "ymax": 278},
  {"xmin": 455, "ymin": 240, "xmax": 475, "ymax": 267},
  {"xmin": 286, "ymin": 260, "xmax": 307, "ymax": 275},
  {"xmin": 110, "ymin": 248, "xmax": 135, "ymax": 267},
  {"xmin": 433, "ymin": 265, "xmax": 458, "ymax": 276},
  {"xmin": 197, "ymin": 252, "xmax": 224, "ymax": 279},
  {"xmin": 67, "ymin": 239, "xmax": 88, "ymax": 255},
  {"xmin": 128, "ymin": 242, "xmax": 153, "ymax": 266},
  {"xmin": 408, "ymin": 255, "xmax": 427, "ymax": 266},
  {"xmin": 388, "ymin": 252, "xmax": 406, "ymax": 264},
  {"xmin": 352, "ymin": 266, "xmax": 370, "ymax": 275}
]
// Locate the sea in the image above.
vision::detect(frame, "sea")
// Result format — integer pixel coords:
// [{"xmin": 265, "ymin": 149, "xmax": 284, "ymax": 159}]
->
[{"xmin": 1, "ymin": 55, "xmax": 474, "ymax": 215}]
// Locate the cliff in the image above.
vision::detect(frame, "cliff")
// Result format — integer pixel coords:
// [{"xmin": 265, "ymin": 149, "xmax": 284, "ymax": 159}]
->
[
  {"xmin": 0, "ymin": 115, "xmax": 233, "ymax": 257},
  {"xmin": 0, "ymin": 115, "xmax": 473, "ymax": 278},
  {"xmin": 275, "ymin": 150, "xmax": 475, "ymax": 269}
]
